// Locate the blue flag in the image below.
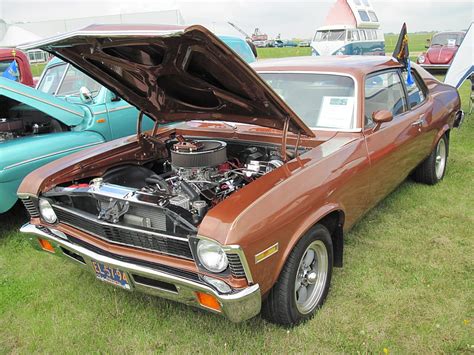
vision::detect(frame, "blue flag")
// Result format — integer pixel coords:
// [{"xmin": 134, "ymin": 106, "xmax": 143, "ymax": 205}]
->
[
  {"xmin": 406, "ymin": 60, "xmax": 414, "ymax": 86},
  {"xmin": 2, "ymin": 60, "xmax": 19, "ymax": 81}
]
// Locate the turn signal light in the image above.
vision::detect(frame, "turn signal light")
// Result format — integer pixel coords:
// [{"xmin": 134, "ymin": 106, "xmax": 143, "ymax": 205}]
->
[
  {"xmin": 195, "ymin": 292, "xmax": 221, "ymax": 312},
  {"xmin": 38, "ymin": 238, "xmax": 55, "ymax": 253}
]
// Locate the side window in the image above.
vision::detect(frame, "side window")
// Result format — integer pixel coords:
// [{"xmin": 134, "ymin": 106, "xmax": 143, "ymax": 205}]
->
[
  {"xmin": 359, "ymin": 30, "xmax": 366, "ymax": 40},
  {"xmin": 365, "ymin": 71, "xmax": 407, "ymax": 127},
  {"xmin": 402, "ymin": 70, "xmax": 426, "ymax": 108},
  {"xmin": 37, "ymin": 64, "xmax": 67, "ymax": 95}
]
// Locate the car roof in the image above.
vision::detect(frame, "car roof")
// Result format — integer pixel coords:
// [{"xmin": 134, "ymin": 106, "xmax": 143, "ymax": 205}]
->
[{"xmin": 251, "ymin": 56, "xmax": 402, "ymax": 77}]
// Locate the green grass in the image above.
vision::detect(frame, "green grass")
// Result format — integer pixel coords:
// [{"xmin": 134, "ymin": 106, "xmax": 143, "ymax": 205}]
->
[
  {"xmin": 29, "ymin": 63, "xmax": 47, "ymax": 78},
  {"xmin": 257, "ymin": 46, "xmax": 312, "ymax": 59},
  {"xmin": 0, "ymin": 79, "xmax": 472, "ymax": 353},
  {"xmin": 384, "ymin": 32, "xmax": 433, "ymax": 54},
  {"xmin": 256, "ymin": 32, "xmax": 433, "ymax": 59}
]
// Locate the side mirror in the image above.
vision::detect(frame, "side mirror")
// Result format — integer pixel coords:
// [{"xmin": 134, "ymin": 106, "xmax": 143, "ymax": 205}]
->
[
  {"xmin": 79, "ymin": 86, "xmax": 93, "ymax": 104},
  {"xmin": 371, "ymin": 110, "xmax": 393, "ymax": 131},
  {"xmin": 372, "ymin": 110, "xmax": 393, "ymax": 123}
]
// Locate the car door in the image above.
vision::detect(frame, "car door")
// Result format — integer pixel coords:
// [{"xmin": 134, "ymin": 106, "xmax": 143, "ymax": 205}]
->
[
  {"xmin": 400, "ymin": 69, "xmax": 435, "ymax": 162},
  {"xmin": 363, "ymin": 69, "xmax": 425, "ymax": 209},
  {"xmin": 104, "ymin": 91, "xmax": 154, "ymax": 139}
]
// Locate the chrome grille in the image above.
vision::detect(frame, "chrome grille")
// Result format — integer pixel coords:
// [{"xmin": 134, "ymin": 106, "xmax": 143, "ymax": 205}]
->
[
  {"xmin": 53, "ymin": 205, "xmax": 193, "ymax": 260},
  {"xmin": 21, "ymin": 198, "xmax": 40, "ymax": 218},
  {"xmin": 227, "ymin": 253, "xmax": 246, "ymax": 279}
]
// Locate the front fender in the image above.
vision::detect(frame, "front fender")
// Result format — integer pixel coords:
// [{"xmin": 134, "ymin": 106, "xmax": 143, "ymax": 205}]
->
[{"xmin": 0, "ymin": 131, "xmax": 105, "ymax": 213}]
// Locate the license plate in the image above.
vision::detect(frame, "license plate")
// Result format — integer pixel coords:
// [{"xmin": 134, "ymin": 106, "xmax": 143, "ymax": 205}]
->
[{"xmin": 91, "ymin": 260, "xmax": 131, "ymax": 290}]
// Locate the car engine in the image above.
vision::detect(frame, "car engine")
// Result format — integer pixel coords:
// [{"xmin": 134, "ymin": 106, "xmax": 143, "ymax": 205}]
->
[
  {"xmin": 0, "ymin": 97, "xmax": 67, "ymax": 141},
  {"xmin": 45, "ymin": 136, "xmax": 286, "ymax": 236}
]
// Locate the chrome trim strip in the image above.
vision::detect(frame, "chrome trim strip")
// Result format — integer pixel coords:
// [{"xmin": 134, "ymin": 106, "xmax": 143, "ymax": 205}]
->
[
  {"xmin": 20, "ymin": 223, "xmax": 261, "ymax": 322},
  {"xmin": 3, "ymin": 142, "xmax": 101, "ymax": 170},
  {"xmin": 256, "ymin": 70, "xmax": 361, "ymax": 132},
  {"xmin": 107, "ymin": 105, "xmax": 132, "ymax": 113},
  {"xmin": 0, "ymin": 80, "xmax": 84, "ymax": 117},
  {"xmin": 94, "ymin": 105, "xmax": 133, "ymax": 116},
  {"xmin": 53, "ymin": 204, "xmax": 193, "ymax": 260}
]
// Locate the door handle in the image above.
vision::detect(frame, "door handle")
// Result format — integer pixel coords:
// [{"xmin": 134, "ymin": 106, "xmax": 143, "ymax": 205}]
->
[{"xmin": 411, "ymin": 118, "xmax": 424, "ymax": 127}]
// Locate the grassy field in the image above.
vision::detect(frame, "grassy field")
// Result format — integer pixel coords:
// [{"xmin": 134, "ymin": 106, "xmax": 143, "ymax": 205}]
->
[
  {"xmin": 257, "ymin": 32, "xmax": 432, "ymax": 59},
  {"xmin": 30, "ymin": 63, "xmax": 47, "ymax": 78},
  {"xmin": 1, "ymin": 76, "xmax": 472, "ymax": 352}
]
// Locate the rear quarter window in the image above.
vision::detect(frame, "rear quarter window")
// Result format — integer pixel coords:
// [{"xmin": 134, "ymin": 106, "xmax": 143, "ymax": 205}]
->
[{"xmin": 402, "ymin": 70, "xmax": 426, "ymax": 109}]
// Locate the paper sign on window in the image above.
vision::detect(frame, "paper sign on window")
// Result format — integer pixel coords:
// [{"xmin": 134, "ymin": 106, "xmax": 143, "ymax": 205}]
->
[{"xmin": 317, "ymin": 96, "xmax": 354, "ymax": 129}]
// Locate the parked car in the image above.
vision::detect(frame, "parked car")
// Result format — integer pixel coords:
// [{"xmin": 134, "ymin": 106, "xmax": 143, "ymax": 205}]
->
[
  {"xmin": 417, "ymin": 31, "xmax": 466, "ymax": 71},
  {"xmin": 298, "ymin": 40, "xmax": 310, "ymax": 47},
  {"xmin": 0, "ymin": 31, "xmax": 255, "ymax": 214},
  {"xmin": 284, "ymin": 40, "xmax": 298, "ymax": 47},
  {"xmin": 274, "ymin": 39, "xmax": 284, "ymax": 48},
  {"xmin": 0, "ymin": 48, "xmax": 34, "ymax": 86},
  {"xmin": 18, "ymin": 25, "xmax": 463, "ymax": 326}
]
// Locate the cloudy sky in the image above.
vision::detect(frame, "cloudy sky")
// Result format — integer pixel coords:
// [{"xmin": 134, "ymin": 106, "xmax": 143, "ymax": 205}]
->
[{"xmin": 1, "ymin": 0, "xmax": 472, "ymax": 38}]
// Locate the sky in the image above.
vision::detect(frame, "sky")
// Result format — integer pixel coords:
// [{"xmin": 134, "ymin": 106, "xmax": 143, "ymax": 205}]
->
[{"xmin": 1, "ymin": 0, "xmax": 472, "ymax": 39}]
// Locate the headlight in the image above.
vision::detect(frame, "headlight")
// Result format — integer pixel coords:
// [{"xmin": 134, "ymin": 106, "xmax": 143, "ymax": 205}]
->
[
  {"xmin": 418, "ymin": 55, "xmax": 425, "ymax": 64},
  {"xmin": 197, "ymin": 239, "xmax": 228, "ymax": 273},
  {"xmin": 39, "ymin": 198, "xmax": 57, "ymax": 224}
]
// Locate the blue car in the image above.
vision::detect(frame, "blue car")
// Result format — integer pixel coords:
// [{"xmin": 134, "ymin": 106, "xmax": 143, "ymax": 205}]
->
[{"xmin": 0, "ymin": 34, "xmax": 255, "ymax": 213}]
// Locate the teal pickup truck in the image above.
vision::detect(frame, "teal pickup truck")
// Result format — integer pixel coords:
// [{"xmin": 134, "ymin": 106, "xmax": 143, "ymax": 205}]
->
[{"xmin": 0, "ymin": 34, "xmax": 256, "ymax": 213}]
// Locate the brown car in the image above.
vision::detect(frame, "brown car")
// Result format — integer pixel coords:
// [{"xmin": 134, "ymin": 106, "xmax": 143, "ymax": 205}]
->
[{"xmin": 18, "ymin": 25, "xmax": 463, "ymax": 325}]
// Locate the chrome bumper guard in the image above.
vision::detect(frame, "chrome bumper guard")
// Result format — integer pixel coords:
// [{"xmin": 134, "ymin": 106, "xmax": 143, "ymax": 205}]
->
[
  {"xmin": 20, "ymin": 223, "xmax": 261, "ymax": 322},
  {"xmin": 454, "ymin": 110, "xmax": 465, "ymax": 128}
]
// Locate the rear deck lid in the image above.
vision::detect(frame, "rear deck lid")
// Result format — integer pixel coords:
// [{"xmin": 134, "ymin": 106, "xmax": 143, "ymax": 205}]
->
[{"xmin": 20, "ymin": 24, "xmax": 314, "ymax": 137}]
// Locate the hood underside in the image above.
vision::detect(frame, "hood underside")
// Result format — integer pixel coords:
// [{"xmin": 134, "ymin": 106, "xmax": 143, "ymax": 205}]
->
[{"xmin": 21, "ymin": 24, "xmax": 314, "ymax": 137}]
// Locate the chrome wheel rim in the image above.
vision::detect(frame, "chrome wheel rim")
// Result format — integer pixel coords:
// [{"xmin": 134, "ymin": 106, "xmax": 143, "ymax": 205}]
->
[
  {"xmin": 294, "ymin": 240, "xmax": 328, "ymax": 314},
  {"xmin": 435, "ymin": 138, "xmax": 446, "ymax": 180}
]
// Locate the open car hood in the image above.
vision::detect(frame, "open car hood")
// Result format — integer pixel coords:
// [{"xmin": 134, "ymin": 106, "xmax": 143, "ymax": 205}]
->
[
  {"xmin": 0, "ymin": 77, "xmax": 85, "ymax": 126},
  {"xmin": 20, "ymin": 24, "xmax": 314, "ymax": 137}
]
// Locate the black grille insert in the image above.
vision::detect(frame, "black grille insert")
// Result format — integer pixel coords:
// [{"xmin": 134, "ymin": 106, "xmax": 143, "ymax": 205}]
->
[
  {"xmin": 22, "ymin": 198, "xmax": 40, "ymax": 218},
  {"xmin": 132, "ymin": 274, "xmax": 178, "ymax": 293},
  {"xmin": 60, "ymin": 247, "xmax": 86, "ymax": 264},
  {"xmin": 65, "ymin": 234, "xmax": 201, "ymax": 282},
  {"xmin": 227, "ymin": 253, "xmax": 246, "ymax": 279},
  {"xmin": 53, "ymin": 205, "xmax": 193, "ymax": 260}
]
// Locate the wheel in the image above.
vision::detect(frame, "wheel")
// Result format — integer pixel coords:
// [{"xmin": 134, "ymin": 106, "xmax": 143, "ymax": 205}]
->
[
  {"xmin": 262, "ymin": 224, "xmax": 333, "ymax": 326},
  {"xmin": 413, "ymin": 134, "xmax": 448, "ymax": 185}
]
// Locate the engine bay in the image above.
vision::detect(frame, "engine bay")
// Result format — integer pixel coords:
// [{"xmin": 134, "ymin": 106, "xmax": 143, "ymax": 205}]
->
[
  {"xmin": 46, "ymin": 136, "xmax": 304, "ymax": 237},
  {"xmin": 0, "ymin": 97, "xmax": 67, "ymax": 141}
]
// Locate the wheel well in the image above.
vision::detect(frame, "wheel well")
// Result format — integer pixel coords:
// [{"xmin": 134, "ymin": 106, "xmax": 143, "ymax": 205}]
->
[{"xmin": 317, "ymin": 210, "xmax": 344, "ymax": 267}]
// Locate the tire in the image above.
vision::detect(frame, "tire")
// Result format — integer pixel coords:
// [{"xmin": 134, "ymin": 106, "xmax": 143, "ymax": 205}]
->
[
  {"xmin": 413, "ymin": 134, "xmax": 449, "ymax": 185},
  {"xmin": 262, "ymin": 224, "xmax": 333, "ymax": 326}
]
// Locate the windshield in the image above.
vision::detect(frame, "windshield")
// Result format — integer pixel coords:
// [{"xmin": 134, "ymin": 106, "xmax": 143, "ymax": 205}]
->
[
  {"xmin": 314, "ymin": 30, "xmax": 345, "ymax": 42},
  {"xmin": 38, "ymin": 63, "xmax": 102, "ymax": 97},
  {"xmin": 260, "ymin": 73, "xmax": 356, "ymax": 130},
  {"xmin": 431, "ymin": 33, "xmax": 464, "ymax": 46}
]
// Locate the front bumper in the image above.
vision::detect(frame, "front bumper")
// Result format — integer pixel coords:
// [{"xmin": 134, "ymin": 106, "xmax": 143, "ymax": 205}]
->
[
  {"xmin": 454, "ymin": 110, "xmax": 465, "ymax": 128},
  {"xmin": 419, "ymin": 63, "xmax": 450, "ymax": 70},
  {"xmin": 20, "ymin": 223, "xmax": 261, "ymax": 322}
]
